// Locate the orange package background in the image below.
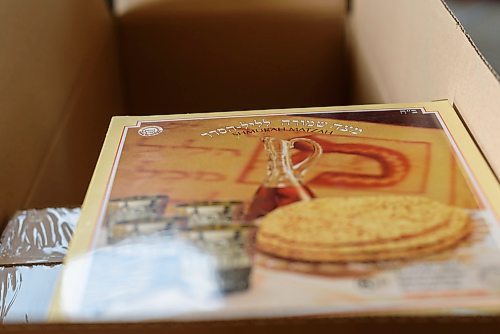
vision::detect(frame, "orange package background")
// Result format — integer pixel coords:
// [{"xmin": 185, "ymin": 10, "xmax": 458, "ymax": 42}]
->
[{"xmin": 109, "ymin": 115, "xmax": 478, "ymax": 212}]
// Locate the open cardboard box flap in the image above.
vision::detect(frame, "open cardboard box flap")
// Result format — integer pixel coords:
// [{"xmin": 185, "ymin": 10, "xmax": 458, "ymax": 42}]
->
[{"xmin": 350, "ymin": 0, "xmax": 500, "ymax": 177}]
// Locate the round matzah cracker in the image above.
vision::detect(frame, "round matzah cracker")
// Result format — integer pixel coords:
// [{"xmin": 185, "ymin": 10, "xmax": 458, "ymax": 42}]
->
[
  {"xmin": 255, "ymin": 252, "xmax": 382, "ymax": 276},
  {"xmin": 260, "ymin": 209, "xmax": 469, "ymax": 254},
  {"xmin": 256, "ymin": 196, "xmax": 471, "ymax": 262},
  {"xmin": 255, "ymin": 252, "xmax": 414, "ymax": 277},
  {"xmin": 257, "ymin": 212, "xmax": 471, "ymax": 262},
  {"xmin": 257, "ymin": 196, "xmax": 453, "ymax": 247}
]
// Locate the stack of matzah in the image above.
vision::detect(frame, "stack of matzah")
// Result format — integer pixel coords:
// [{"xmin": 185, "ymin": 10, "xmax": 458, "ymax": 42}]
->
[{"xmin": 257, "ymin": 196, "xmax": 471, "ymax": 263}]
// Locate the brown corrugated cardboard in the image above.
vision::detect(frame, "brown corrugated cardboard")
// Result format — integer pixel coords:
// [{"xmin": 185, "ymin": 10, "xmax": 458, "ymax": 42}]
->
[
  {"xmin": 0, "ymin": 0, "xmax": 124, "ymax": 229},
  {"xmin": 2, "ymin": 0, "xmax": 498, "ymax": 229},
  {"xmin": 0, "ymin": 0, "xmax": 499, "ymax": 330},
  {"xmin": 116, "ymin": 0, "xmax": 348, "ymax": 115},
  {"xmin": 349, "ymin": 0, "xmax": 500, "ymax": 176}
]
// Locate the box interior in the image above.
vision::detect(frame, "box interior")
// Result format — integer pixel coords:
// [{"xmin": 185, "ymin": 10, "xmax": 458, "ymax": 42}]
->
[
  {"xmin": 1, "ymin": 0, "xmax": 498, "ymax": 231},
  {"xmin": 349, "ymin": 0, "xmax": 500, "ymax": 177},
  {"xmin": 0, "ymin": 0, "xmax": 123, "ymax": 228}
]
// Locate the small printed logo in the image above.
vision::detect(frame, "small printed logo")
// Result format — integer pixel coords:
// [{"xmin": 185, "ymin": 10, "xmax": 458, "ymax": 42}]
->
[{"xmin": 138, "ymin": 125, "xmax": 163, "ymax": 137}]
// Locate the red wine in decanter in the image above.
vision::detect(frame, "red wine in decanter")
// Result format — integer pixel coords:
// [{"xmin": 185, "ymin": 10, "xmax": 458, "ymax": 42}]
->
[{"xmin": 246, "ymin": 185, "xmax": 315, "ymax": 220}]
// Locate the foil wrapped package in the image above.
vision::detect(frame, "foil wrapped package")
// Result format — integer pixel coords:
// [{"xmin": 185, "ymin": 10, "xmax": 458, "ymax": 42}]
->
[
  {"xmin": 0, "ymin": 207, "xmax": 80, "ymax": 324},
  {"xmin": 0, "ymin": 265, "xmax": 62, "ymax": 324},
  {"xmin": 0, "ymin": 208, "xmax": 79, "ymax": 265}
]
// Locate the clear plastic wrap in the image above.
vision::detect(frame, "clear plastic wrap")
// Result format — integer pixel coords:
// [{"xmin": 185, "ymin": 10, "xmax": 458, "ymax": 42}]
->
[{"xmin": 52, "ymin": 104, "xmax": 500, "ymax": 322}]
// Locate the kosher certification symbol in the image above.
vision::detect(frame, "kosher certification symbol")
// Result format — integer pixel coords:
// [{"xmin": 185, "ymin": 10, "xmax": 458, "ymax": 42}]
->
[{"xmin": 138, "ymin": 125, "xmax": 163, "ymax": 137}]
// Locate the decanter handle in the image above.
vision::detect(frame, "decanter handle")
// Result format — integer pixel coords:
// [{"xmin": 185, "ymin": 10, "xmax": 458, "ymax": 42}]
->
[{"xmin": 289, "ymin": 138, "xmax": 323, "ymax": 178}]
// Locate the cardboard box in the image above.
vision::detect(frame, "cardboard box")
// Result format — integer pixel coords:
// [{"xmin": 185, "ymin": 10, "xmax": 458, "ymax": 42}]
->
[
  {"xmin": 1, "ymin": 0, "xmax": 499, "ymax": 228},
  {"xmin": 1, "ymin": 0, "xmax": 499, "ymax": 332}
]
